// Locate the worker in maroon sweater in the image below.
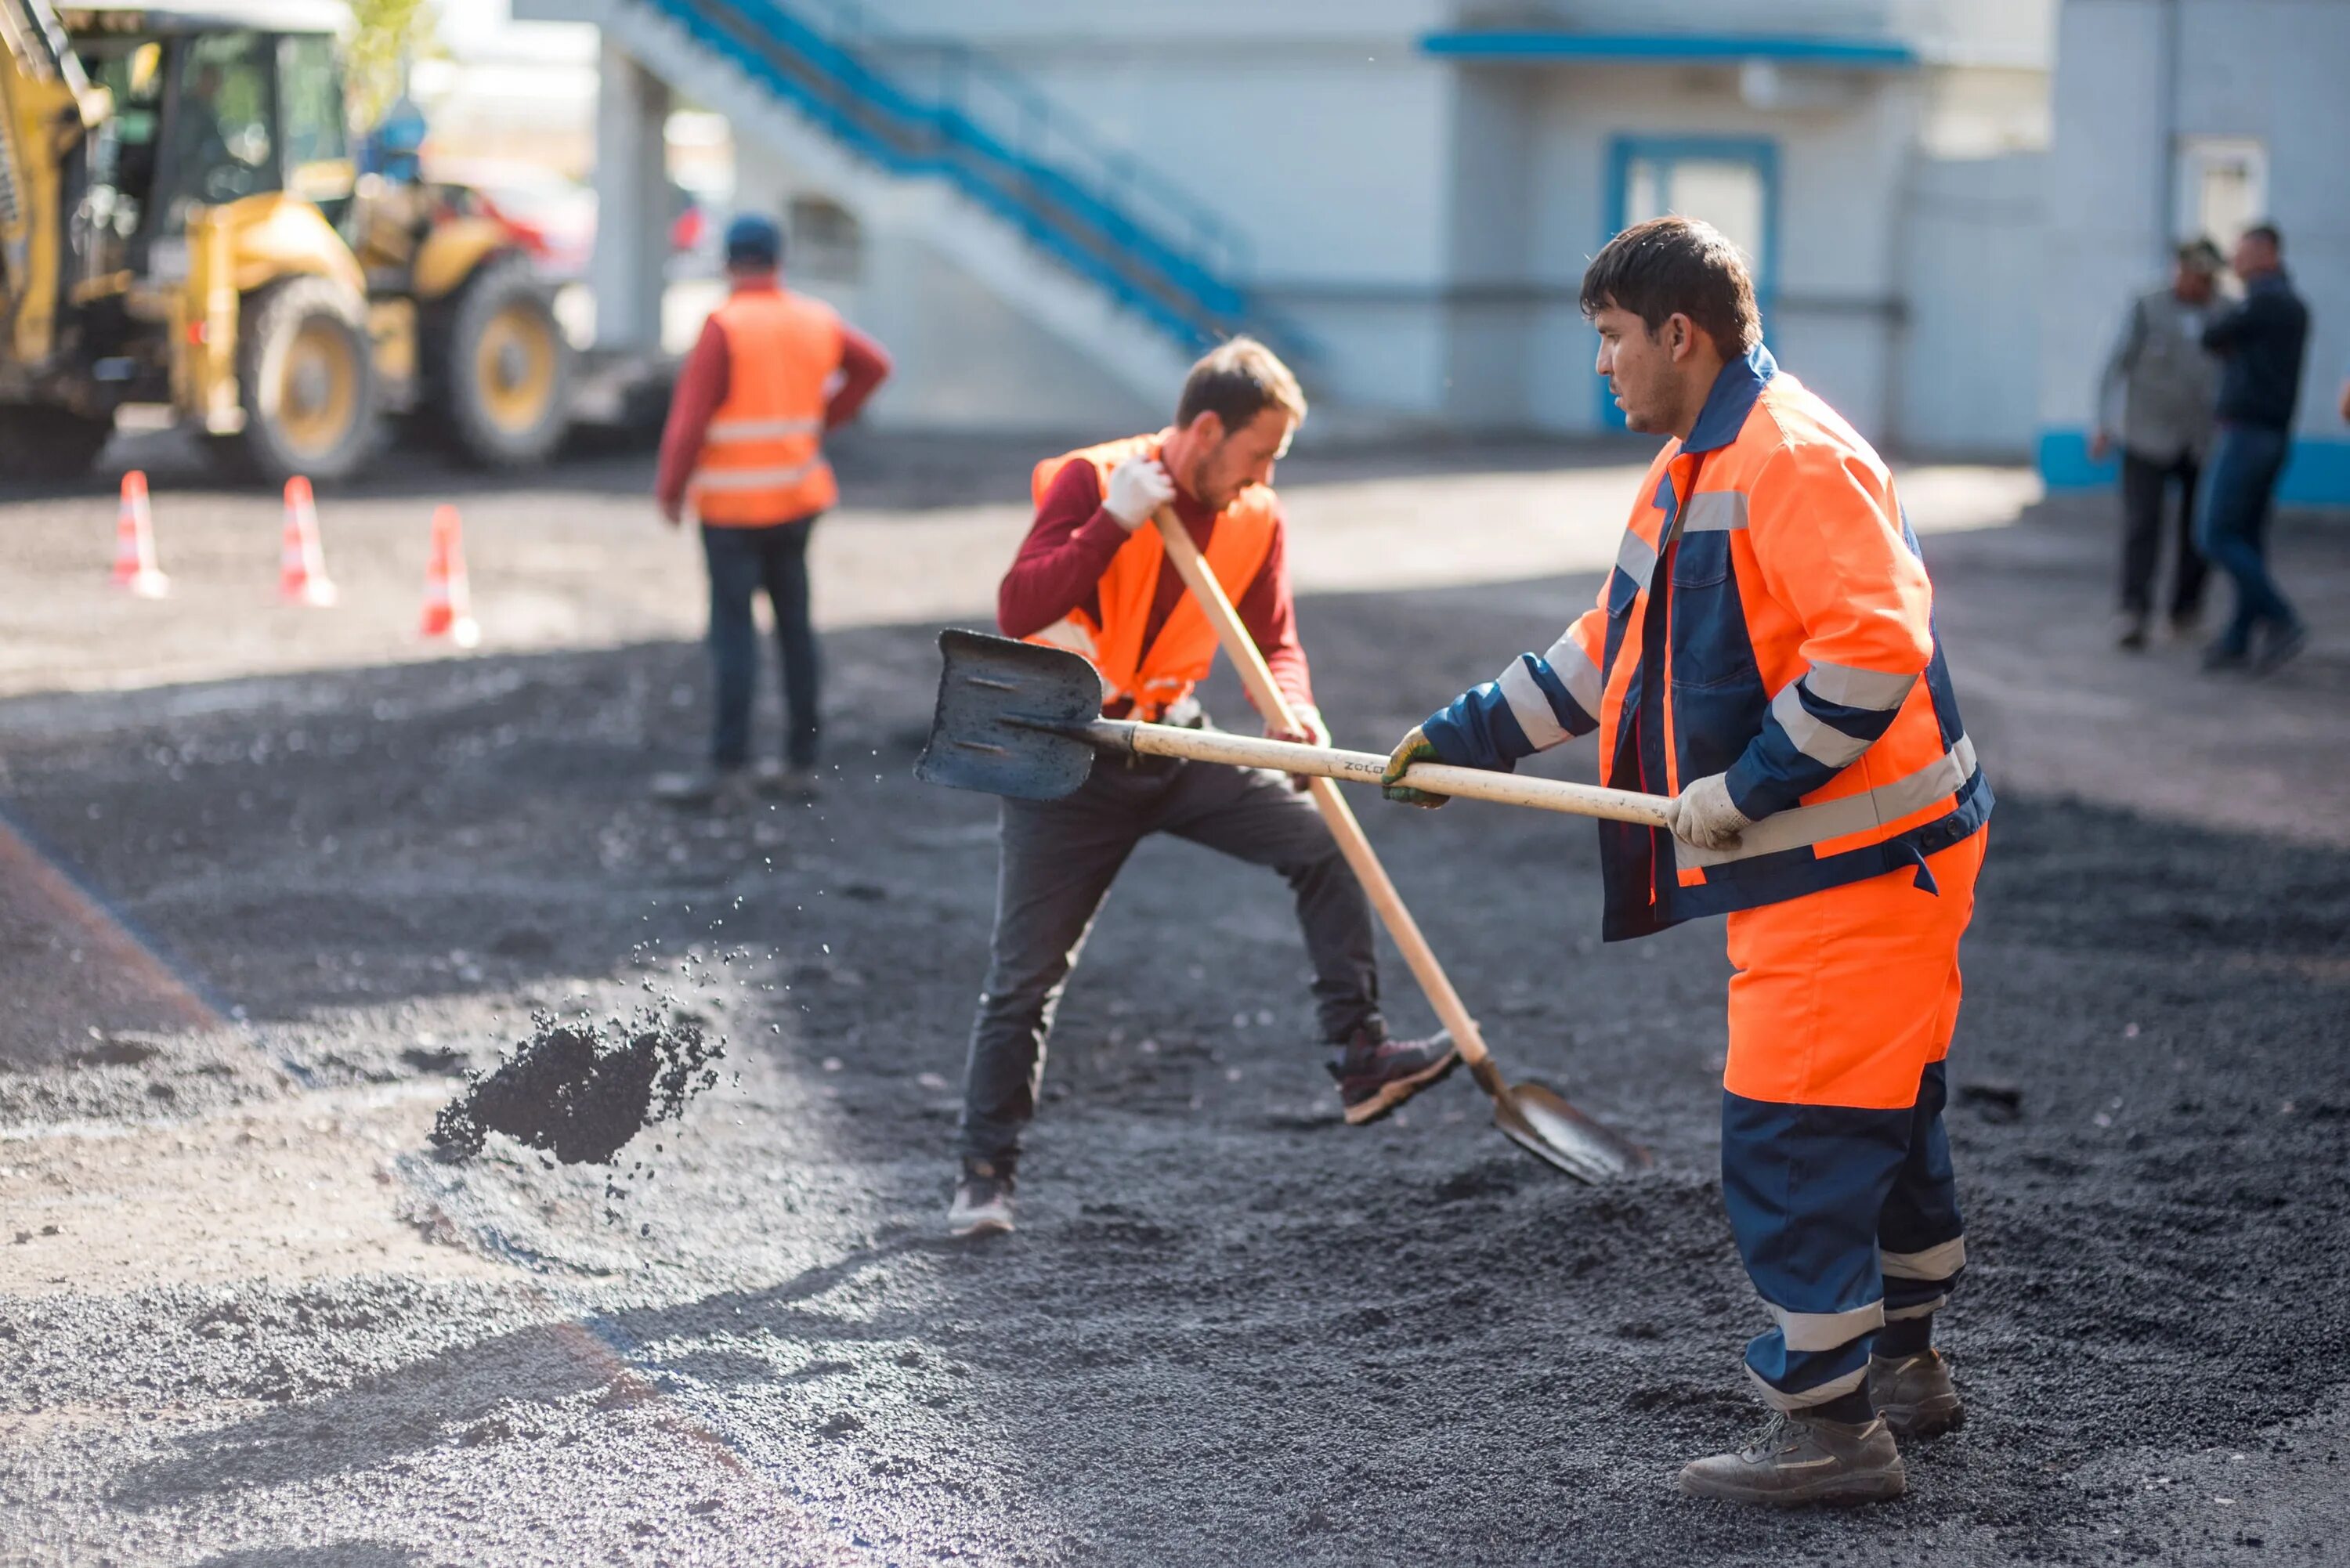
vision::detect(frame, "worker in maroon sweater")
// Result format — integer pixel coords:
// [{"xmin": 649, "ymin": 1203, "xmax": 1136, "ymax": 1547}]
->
[
  {"xmin": 653, "ymin": 214, "xmax": 892, "ymax": 804},
  {"xmin": 947, "ymin": 337, "xmax": 1458, "ymax": 1238}
]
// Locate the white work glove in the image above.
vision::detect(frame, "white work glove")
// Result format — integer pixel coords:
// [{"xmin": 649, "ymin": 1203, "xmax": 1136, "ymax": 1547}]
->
[
  {"xmin": 1264, "ymin": 705, "xmax": 1330, "ymax": 793},
  {"xmin": 1666, "ymin": 771, "xmax": 1753, "ymax": 851},
  {"xmin": 1103, "ymin": 453, "xmax": 1177, "ymax": 530}
]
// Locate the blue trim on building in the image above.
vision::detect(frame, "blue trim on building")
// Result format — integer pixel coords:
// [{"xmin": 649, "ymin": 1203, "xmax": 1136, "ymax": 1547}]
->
[
  {"xmin": 2038, "ymin": 428, "xmax": 2350, "ymax": 508},
  {"xmin": 1596, "ymin": 135, "xmax": 1781, "ymax": 431},
  {"xmin": 1421, "ymin": 31, "xmax": 1919, "ymax": 69}
]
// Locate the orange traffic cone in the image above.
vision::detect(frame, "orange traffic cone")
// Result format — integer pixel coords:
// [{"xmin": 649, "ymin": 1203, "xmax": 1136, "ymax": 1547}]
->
[
  {"xmin": 418, "ymin": 504, "xmax": 479, "ymax": 648},
  {"xmin": 278, "ymin": 476, "xmax": 337, "ymax": 607},
  {"xmin": 110, "ymin": 471, "xmax": 169, "ymax": 598}
]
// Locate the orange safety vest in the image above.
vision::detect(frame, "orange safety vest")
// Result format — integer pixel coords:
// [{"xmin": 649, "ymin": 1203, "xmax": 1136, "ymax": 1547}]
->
[
  {"xmin": 692, "ymin": 287, "xmax": 844, "ymax": 526},
  {"xmin": 1025, "ymin": 431, "xmax": 1280, "ymax": 720}
]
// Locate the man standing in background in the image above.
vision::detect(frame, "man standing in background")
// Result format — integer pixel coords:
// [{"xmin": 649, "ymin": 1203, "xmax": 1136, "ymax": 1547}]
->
[
  {"xmin": 2196, "ymin": 222, "xmax": 2311, "ymax": 675},
  {"xmin": 655, "ymin": 214, "xmax": 894, "ymax": 804},
  {"xmin": 2090, "ymin": 240, "xmax": 2222, "ymax": 650}
]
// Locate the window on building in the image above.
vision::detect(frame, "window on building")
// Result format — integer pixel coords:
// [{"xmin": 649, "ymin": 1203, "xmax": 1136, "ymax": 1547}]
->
[{"xmin": 2175, "ymin": 137, "xmax": 2266, "ymax": 249}]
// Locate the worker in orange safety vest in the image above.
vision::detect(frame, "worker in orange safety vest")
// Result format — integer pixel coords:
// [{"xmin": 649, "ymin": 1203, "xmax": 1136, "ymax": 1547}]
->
[
  {"xmin": 948, "ymin": 338, "xmax": 1458, "ymax": 1240},
  {"xmin": 654, "ymin": 213, "xmax": 892, "ymax": 805},
  {"xmin": 1385, "ymin": 218, "xmax": 1992, "ymax": 1506}
]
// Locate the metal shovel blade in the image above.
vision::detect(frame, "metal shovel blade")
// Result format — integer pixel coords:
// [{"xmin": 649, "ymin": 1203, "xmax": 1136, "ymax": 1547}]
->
[
  {"xmin": 915, "ymin": 630, "xmax": 1108, "ymax": 801},
  {"xmin": 1493, "ymin": 1082, "xmax": 1653, "ymax": 1183}
]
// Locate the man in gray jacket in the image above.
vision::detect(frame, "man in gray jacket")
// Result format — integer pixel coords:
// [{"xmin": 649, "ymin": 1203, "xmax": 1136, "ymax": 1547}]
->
[{"xmin": 2092, "ymin": 240, "xmax": 2224, "ymax": 649}]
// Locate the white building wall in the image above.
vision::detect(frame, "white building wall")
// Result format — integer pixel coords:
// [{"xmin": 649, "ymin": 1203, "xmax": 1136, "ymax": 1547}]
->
[
  {"xmin": 1896, "ymin": 152, "xmax": 2044, "ymax": 454},
  {"xmin": 2038, "ymin": 0, "xmax": 2350, "ymax": 502}
]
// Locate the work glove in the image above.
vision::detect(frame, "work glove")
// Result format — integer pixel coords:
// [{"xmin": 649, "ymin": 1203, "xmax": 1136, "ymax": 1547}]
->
[
  {"xmin": 1381, "ymin": 726, "xmax": 1448, "ymax": 809},
  {"xmin": 1665, "ymin": 771, "xmax": 1752, "ymax": 851},
  {"xmin": 1103, "ymin": 453, "xmax": 1177, "ymax": 530},
  {"xmin": 1264, "ymin": 704, "xmax": 1330, "ymax": 793}
]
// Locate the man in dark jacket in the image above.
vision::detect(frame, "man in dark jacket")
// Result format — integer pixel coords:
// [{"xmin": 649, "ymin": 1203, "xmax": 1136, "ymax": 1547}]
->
[{"xmin": 2197, "ymin": 223, "xmax": 2311, "ymax": 674}]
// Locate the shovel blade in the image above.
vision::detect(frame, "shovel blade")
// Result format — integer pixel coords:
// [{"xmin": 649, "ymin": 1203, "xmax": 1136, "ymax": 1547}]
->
[
  {"xmin": 1493, "ymin": 1082, "xmax": 1652, "ymax": 1184},
  {"xmin": 915, "ymin": 630, "xmax": 1109, "ymax": 801}
]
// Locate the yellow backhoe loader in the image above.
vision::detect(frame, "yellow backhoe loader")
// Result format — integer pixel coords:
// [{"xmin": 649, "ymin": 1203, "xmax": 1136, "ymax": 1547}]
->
[{"xmin": 0, "ymin": 0, "xmax": 571, "ymax": 482}]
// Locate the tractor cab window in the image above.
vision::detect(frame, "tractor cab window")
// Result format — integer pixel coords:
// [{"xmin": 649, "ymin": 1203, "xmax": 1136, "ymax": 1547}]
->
[
  {"xmin": 164, "ymin": 31, "xmax": 279, "ymax": 215},
  {"xmin": 278, "ymin": 34, "xmax": 353, "ymax": 217}
]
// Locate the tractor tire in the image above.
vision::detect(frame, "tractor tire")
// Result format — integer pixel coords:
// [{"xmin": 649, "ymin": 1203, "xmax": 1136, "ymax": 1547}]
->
[
  {"xmin": 0, "ymin": 405, "xmax": 115, "ymax": 484},
  {"xmin": 428, "ymin": 254, "xmax": 570, "ymax": 469},
  {"xmin": 232, "ymin": 274, "xmax": 378, "ymax": 486}
]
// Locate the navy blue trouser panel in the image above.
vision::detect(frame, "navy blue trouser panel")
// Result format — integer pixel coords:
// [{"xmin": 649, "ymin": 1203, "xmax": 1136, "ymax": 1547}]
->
[
  {"xmin": 1722, "ymin": 1062, "xmax": 1966, "ymax": 1408},
  {"xmin": 702, "ymin": 517, "xmax": 821, "ymax": 769},
  {"xmin": 2194, "ymin": 425, "xmax": 2296, "ymax": 654}
]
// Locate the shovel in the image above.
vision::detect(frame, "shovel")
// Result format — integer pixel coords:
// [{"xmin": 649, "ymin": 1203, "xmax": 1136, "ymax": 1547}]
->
[{"xmin": 919, "ymin": 551, "xmax": 1658, "ymax": 1184}]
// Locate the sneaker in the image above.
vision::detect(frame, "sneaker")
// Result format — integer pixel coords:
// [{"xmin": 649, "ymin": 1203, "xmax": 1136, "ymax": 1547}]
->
[
  {"xmin": 1868, "ymin": 1349, "xmax": 1965, "ymax": 1439},
  {"xmin": 2252, "ymin": 620, "xmax": 2308, "ymax": 676},
  {"xmin": 2113, "ymin": 613, "xmax": 2149, "ymax": 652},
  {"xmin": 948, "ymin": 1160, "xmax": 1015, "ymax": 1238},
  {"xmin": 1327, "ymin": 1026, "xmax": 1459, "ymax": 1126},
  {"xmin": 650, "ymin": 766, "xmax": 750, "ymax": 807},
  {"xmin": 753, "ymin": 760, "xmax": 822, "ymax": 800},
  {"xmin": 1676, "ymin": 1410, "xmax": 1906, "ymax": 1507}
]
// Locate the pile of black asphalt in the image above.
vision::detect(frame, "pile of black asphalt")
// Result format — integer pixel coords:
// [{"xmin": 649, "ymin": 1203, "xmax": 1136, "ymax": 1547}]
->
[{"xmin": 2, "ymin": 565, "xmax": 2344, "ymax": 1564}]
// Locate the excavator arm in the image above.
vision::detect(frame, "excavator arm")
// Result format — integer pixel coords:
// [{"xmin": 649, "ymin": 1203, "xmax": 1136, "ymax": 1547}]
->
[{"xmin": 0, "ymin": 0, "xmax": 107, "ymax": 369}]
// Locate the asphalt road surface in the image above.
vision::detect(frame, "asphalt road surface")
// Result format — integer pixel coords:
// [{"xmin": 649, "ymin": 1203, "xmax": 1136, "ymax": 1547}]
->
[{"xmin": 2, "ymin": 437, "xmax": 2345, "ymax": 1566}]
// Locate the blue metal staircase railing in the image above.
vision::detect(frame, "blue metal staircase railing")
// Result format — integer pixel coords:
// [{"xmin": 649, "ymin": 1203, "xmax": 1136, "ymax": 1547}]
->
[{"xmin": 639, "ymin": 0, "xmax": 1311, "ymax": 359}]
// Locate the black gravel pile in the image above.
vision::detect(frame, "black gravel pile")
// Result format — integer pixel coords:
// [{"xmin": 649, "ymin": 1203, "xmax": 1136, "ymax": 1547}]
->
[{"xmin": 430, "ymin": 1008, "xmax": 723, "ymax": 1165}]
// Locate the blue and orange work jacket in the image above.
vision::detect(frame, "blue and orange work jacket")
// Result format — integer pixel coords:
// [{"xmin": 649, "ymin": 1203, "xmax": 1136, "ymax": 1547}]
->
[{"xmin": 1423, "ymin": 345, "xmax": 1992, "ymax": 940}]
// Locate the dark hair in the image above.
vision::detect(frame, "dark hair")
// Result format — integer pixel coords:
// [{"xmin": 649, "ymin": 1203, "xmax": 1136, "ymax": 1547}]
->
[
  {"xmin": 2242, "ymin": 222, "xmax": 2283, "ymax": 254},
  {"xmin": 1176, "ymin": 336, "xmax": 1307, "ymax": 433},
  {"xmin": 2176, "ymin": 237, "xmax": 2224, "ymax": 273},
  {"xmin": 1579, "ymin": 216, "xmax": 1762, "ymax": 356}
]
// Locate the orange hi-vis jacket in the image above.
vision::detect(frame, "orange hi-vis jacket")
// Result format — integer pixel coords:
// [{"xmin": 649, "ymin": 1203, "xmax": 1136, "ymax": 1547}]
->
[
  {"xmin": 1025, "ymin": 432, "xmax": 1281, "ymax": 721},
  {"xmin": 1421, "ymin": 346, "xmax": 1992, "ymax": 941},
  {"xmin": 691, "ymin": 287, "xmax": 844, "ymax": 526}
]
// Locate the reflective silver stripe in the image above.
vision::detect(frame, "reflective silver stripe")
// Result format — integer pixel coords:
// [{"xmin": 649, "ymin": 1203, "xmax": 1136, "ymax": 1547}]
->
[
  {"xmin": 1806, "ymin": 660, "xmax": 1918, "ymax": 711},
  {"xmin": 1614, "ymin": 527, "xmax": 1658, "ymax": 588},
  {"xmin": 1882, "ymin": 1235, "xmax": 1967, "ymax": 1281},
  {"xmin": 693, "ymin": 460, "xmax": 826, "ymax": 493},
  {"xmin": 1497, "ymin": 658, "xmax": 1567, "ymax": 750},
  {"xmin": 1674, "ymin": 734, "xmax": 1979, "ymax": 870},
  {"xmin": 1543, "ymin": 632, "xmax": 1605, "ymax": 720},
  {"xmin": 706, "ymin": 417, "xmax": 822, "ymax": 442},
  {"xmin": 1883, "ymin": 1295, "xmax": 1948, "ymax": 1322},
  {"xmin": 1766, "ymin": 1298, "xmax": 1885, "ymax": 1353},
  {"xmin": 1772, "ymin": 681, "xmax": 1871, "ymax": 770},
  {"xmin": 1681, "ymin": 490, "xmax": 1750, "ymax": 532},
  {"xmin": 1748, "ymin": 1361, "xmax": 1868, "ymax": 1413}
]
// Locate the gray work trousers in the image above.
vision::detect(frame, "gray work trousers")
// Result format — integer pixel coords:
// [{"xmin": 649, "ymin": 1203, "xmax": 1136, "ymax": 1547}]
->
[{"xmin": 956, "ymin": 742, "xmax": 1382, "ymax": 1165}]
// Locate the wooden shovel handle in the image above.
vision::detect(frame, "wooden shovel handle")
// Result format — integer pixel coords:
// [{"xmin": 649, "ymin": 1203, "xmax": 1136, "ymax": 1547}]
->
[
  {"xmin": 1152, "ymin": 507, "xmax": 1504, "ymax": 1070},
  {"xmin": 1103, "ymin": 724, "xmax": 1669, "ymax": 826}
]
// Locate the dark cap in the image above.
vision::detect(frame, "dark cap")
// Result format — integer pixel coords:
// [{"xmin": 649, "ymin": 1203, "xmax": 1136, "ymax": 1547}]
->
[
  {"xmin": 725, "ymin": 213, "xmax": 784, "ymax": 270},
  {"xmin": 2175, "ymin": 237, "xmax": 2224, "ymax": 274}
]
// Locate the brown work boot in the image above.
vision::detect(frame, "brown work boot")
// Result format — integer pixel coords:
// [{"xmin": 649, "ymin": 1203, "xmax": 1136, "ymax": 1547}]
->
[
  {"xmin": 1869, "ymin": 1349, "xmax": 1965, "ymax": 1438},
  {"xmin": 1328, "ymin": 1026, "xmax": 1458, "ymax": 1125},
  {"xmin": 1676, "ymin": 1410, "xmax": 1906, "ymax": 1507}
]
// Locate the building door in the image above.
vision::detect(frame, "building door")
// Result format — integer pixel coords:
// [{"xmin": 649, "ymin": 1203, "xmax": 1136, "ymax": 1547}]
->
[{"xmin": 1599, "ymin": 137, "xmax": 1777, "ymax": 426}]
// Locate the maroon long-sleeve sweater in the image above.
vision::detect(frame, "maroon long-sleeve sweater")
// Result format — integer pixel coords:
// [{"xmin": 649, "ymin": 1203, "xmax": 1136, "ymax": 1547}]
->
[
  {"xmin": 655, "ymin": 279, "xmax": 893, "ymax": 518},
  {"xmin": 996, "ymin": 457, "xmax": 1314, "ymax": 721}
]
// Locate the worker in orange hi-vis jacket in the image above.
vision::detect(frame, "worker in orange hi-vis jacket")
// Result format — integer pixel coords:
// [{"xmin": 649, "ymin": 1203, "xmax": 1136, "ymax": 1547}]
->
[
  {"xmin": 653, "ymin": 213, "xmax": 892, "ymax": 806},
  {"xmin": 946, "ymin": 338, "xmax": 1459, "ymax": 1242},
  {"xmin": 1385, "ymin": 218, "xmax": 1991, "ymax": 1508}
]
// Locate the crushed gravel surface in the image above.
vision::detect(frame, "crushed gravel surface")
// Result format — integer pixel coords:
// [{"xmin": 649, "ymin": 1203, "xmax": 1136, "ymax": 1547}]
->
[{"xmin": 2, "ymin": 456, "xmax": 2346, "ymax": 1565}]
